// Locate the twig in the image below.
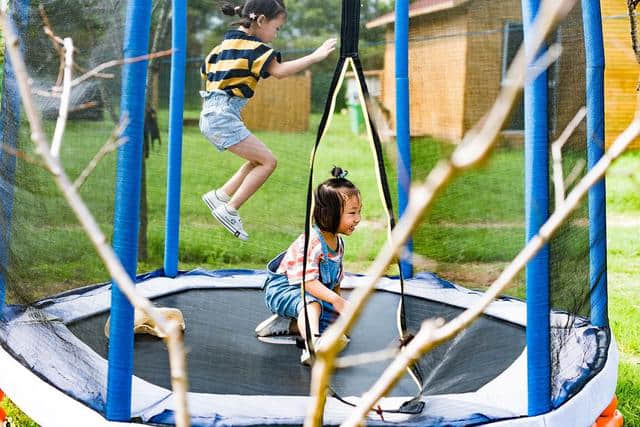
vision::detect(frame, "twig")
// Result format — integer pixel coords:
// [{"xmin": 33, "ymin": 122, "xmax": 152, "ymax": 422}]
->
[
  {"xmin": 0, "ymin": 12, "xmax": 191, "ymax": 427},
  {"xmin": 564, "ymin": 158, "xmax": 586, "ymax": 191},
  {"xmin": 335, "ymin": 347, "xmax": 400, "ymax": 369},
  {"xmin": 304, "ymin": 1, "xmax": 579, "ymax": 426},
  {"xmin": 51, "ymin": 37, "xmax": 73, "ymax": 158},
  {"xmin": 71, "ymin": 48, "xmax": 174, "ymax": 88},
  {"xmin": 0, "ymin": 144, "xmax": 46, "ymax": 168},
  {"xmin": 628, "ymin": 0, "xmax": 640, "ymax": 66},
  {"xmin": 551, "ymin": 107, "xmax": 586, "ymax": 208},
  {"xmin": 73, "ymin": 117, "xmax": 129, "ymax": 190},
  {"xmin": 341, "ymin": 116, "xmax": 640, "ymax": 427},
  {"xmin": 38, "ymin": 5, "xmax": 110, "ymax": 86},
  {"xmin": 146, "ymin": 0, "xmax": 170, "ymax": 109}
]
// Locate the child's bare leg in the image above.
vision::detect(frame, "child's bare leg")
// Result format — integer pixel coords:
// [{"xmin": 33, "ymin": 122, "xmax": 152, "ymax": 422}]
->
[
  {"xmin": 220, "ymin": 161, "xmax": 258, "ymax": 197},
  {"xmin": 297, "ymin": 302, "xmax": 321, "ymax": 340},
  {"xmin": 226, "ymin": 135, "xmax": 277, "ymax": 210}
]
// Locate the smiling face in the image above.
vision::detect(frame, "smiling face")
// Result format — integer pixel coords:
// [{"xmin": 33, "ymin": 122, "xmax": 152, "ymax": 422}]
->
[
  {"xmin": 253, "ymin": 12, "xmax": 285, "ymax": 43},
  {"xmin": 337, "ymin": 194, "xmax": 362, "ymax": 236}
]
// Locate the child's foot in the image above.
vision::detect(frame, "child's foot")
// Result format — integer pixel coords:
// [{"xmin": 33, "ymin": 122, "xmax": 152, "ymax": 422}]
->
[
  {"xmin": 212, "ymin": 205, "xmax": 249, "ymax": 241},
  {"xmin": 202, "ymin": 189, "xmax": 230, "ymax": 214},
  {"xmin": 300, "ymin": 334, "xmax": 350, "ymax": 366},
  {"xmin": 255, "ymin": 314, "xmax": 295, "ymax": 337},
  {"xmin": 300, "ymin": 347, "xmax": 314, "ymax": 366}
]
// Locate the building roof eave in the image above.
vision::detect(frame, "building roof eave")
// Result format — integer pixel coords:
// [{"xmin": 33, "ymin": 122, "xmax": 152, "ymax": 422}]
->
[{"xmin": 366, "ymin": 0, "xmax": 470, "ymax": 29}]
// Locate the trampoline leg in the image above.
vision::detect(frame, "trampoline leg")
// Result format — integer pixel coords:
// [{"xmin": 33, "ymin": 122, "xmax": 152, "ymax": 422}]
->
[{"xmin": 592, "ymin": 396, "xmax": 623, "ymax": 427}]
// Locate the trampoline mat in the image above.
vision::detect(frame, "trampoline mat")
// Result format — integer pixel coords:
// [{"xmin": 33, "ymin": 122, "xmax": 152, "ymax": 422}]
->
[{"xmin": 68, "ymin": 288, "xmax": 525, "ymax": 397}]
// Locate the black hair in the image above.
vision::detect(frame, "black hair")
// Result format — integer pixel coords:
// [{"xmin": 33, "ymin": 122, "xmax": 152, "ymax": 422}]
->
[
  {"xmin": 313, "ymin": 166, "xmax": 360, "ymax": 234},
  {"xmin": 221, "ymin": 0, "xmax": 286, "ymax": 29}
]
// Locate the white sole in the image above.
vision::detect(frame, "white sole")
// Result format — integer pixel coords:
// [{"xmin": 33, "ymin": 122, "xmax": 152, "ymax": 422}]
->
[
  {"xmin": 211, "ymin": 207, "xmax": 249, "ymax": 241},
  {"xmin": 257, "ymin": 336, "xmax": 298, "ymax": 345}
]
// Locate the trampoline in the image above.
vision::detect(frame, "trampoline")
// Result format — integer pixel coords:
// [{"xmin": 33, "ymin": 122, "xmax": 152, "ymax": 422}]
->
[
  {"xmin": 0, "ymin": 269, "xmax": 617, "ymax": 426},
  {"xmin": 0, "ymin": 0, "xmax": 621, "ymax": 425}
]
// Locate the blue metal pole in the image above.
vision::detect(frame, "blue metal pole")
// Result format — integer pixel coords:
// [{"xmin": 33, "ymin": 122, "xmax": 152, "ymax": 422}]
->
[
  {"xmin": 106, "ymin": 0, "xmax": 152, "ymax": 421},
  {"xmin": 581, "ymin": 0, "xmax": 608, "ymax": 328},
  {"xmin": 395, "ymin": 0, "xmax": 413, "ymax": 278},
  {"xmin": 522, "ymin": 0, "xmax": 551, "ymax": 416},
  {"xmin": 0, "ymin": 0, "xmax": 30, "ymax": 312},
  {"xmin": 163, "ymin": 0, "xmax": 187, "ymax": 278}
]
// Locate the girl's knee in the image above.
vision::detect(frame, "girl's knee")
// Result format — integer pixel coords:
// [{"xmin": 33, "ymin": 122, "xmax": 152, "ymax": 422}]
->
[{"xmin": 264, "ymin": 154, "xmax": 277, "ymax": 172}]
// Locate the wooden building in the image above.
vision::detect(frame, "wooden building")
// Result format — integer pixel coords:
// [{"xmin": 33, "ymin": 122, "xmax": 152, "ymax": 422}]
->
[
  {"xmin": 243, "ymin": 71, "xmax": 311, "ymax": 133},
  {"xmin": 367, "ymin": 0, "xmax": 587, "ymax": 146},
  {"xmin": 602, "ymin": 1, "xmax": 640, "ymax": 148}
]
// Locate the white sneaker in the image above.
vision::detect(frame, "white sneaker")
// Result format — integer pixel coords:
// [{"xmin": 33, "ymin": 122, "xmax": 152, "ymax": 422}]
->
[
  {"xmin": 212, "ymin": 205, "xmax": 249, "ymax": 241},
  {"xmin": 255, "ymin": 314, "xmax": 294, "ymax": 337},
  {"xmin": 202, "ymin": 189, "xmax": 229, "ymax": 214},
  {"xmin": 300, "ymin": 347, "xmax": 314, "ymax": 365},
  {"xmin": 299, "ymin": 334, "xmax": 350, "ymax": 366}
]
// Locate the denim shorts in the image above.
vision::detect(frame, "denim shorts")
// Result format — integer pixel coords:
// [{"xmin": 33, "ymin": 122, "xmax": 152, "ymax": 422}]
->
[
  {"xmin": 264, "ymin": 255, "xmax": 339, "ymax": 333},
  {"xmin": 199, "ymin": 90, "xmax": 251, "ymax": 151}
]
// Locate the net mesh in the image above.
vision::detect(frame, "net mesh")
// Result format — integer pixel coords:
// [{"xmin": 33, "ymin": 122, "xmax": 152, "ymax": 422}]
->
[{"xmin": 0, "ymin": 0, "xmax": 609, "ymax": 420}]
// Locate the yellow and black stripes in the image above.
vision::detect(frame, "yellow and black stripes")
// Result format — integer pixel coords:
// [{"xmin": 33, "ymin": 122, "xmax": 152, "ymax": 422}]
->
[{"xmin": 201, "ymin": 30, "xmax": 281, "ymax": 98}]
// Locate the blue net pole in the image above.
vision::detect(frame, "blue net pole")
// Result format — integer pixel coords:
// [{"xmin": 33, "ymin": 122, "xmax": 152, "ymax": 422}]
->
[
  {"xmin": 522, "ymin": 0, "xmax": 551, "ymax": 416},
  {"xmin": 163, "ymin": 0, "xmax": 187, "ymax": 278},
  {"xmin": 581, "ymin": 0, "xmax": 608, "ymax": 328},
  {"xmin": 106, "ymin": 0, "xmax": 153, "ymax": 420},
  {"xmin": 0, "ymin": 0, "xmax": 30, "ymax": 311},
  {"xmin": 395, "ymin": 0, "xmax": 413, "ymax": 278}
]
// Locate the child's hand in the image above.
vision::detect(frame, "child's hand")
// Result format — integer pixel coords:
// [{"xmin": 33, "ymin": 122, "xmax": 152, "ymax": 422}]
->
[
  {"xmin": 332, "ymin": 296, "xmax": 351, "ymax": 314},
  {"xmin": 313, "ymin": 38, "xmax": 337, "ymax": 62}
]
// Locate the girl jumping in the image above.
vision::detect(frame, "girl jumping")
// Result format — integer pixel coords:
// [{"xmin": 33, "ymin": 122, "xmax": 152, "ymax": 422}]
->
[{"xmin": 200, "ymin": 0, "xmax": 337, "ymax": 240}]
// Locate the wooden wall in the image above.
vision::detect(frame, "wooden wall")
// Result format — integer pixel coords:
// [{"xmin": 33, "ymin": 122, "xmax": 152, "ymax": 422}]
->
[
  {"xmin": 381, "ymin": 7, "xmax": 468, "ymax": 140},
  {"xmin": 465, "ymin": 0, "xmax": 519, "ymax": 135},
  {"xmin": 602, "ymin": 0, "xmax": 640, "ymax": 148},
  {"xmin": 243, "ymin": 71, "xmax": 311, "ymax": 133}
]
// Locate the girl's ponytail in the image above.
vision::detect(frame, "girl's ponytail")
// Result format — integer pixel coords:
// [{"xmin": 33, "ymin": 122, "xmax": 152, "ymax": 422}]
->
[
  {"xmin": 221, "ymin": 2, "xmax": 243, "ymax": 17},
  {"xmin": 222, "ymin": 1, "xmax": 286, "ymax": 26}
]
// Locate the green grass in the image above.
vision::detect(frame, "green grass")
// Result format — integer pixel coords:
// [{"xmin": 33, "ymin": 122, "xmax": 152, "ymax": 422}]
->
[
  {"xmin": 3, "ymin": 110, "xmax": 640, "ymax": 425},
  {"xmin": 605, "ymin": 154, "xmax": 640, "ymax": 425}
]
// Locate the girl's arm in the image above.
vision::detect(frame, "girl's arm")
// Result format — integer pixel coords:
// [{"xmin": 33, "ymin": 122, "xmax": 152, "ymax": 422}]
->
[
  {"xmin": 267, "ymin": 38, "xmax": 337, "ymax": 79},
  {"xmin": 303, "ymin": 278, "xmax": 349, "ymax": 314}
]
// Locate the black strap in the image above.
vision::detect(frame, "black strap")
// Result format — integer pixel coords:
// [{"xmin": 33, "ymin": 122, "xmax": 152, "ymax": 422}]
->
[{"xmin": 300, "ymin": 0, "xmax": 425, "ymax": 412}]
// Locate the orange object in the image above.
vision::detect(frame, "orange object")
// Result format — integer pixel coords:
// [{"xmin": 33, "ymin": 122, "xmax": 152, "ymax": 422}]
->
[
  {"xmin": 593, "ymin": 396, "xmax": 624, "ymax": 427},
  {"xmin": 0, "ymin": 388, "xmax": 5, "ymax": 422}
]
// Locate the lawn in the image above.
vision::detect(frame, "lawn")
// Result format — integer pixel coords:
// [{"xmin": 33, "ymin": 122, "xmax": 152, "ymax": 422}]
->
[{"xmin": 1, "ymin": 111, "xmax": 639, "ymax": 425}]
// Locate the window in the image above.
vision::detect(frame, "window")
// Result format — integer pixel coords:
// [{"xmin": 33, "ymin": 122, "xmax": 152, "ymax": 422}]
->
[{"xmin": 502, "ymin": 21, "xmax": 524, "ymax": 131}]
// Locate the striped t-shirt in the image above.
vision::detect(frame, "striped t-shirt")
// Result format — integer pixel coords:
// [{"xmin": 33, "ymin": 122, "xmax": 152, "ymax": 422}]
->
[
  {"xmin": 277, "ymin": 230, "xmax": 344, "ymax": 286},
  {"xmin": 201, "ymin": 30, "xmax": 281, "ymax": 98}
]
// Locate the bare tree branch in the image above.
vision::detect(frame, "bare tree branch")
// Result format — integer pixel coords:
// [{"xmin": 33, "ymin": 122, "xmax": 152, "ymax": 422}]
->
[
  {"xmin": 551, "ymin": 107, "xmax": 586, "ymax": 207},
  {"xmin": 71, "ymin": 48, "xmax": 173, "ymax": 88},
  {"xmin": 0, "ymin": 144, "xmax": 46, "ymax": 168},
  {"xmin": 73, "ymin": 116, "xmax": 129, "ymax": 190},
  {"xmin": 335, "ymin": 347, "xmax": 400, "ymax": 369},
  {"xmin": 564, "ymin": 158, "xmax": 586, "ymax": 191},
  {"xmin": 38, "ymin": 4, "xmax": 111, "ymax": 85},
  {"xmin": 51, "ymin": 37, "xmax": 73, "ymax": 158},
  {"xmin": 0, "ymin": 11, "xmax": 191, "ymax": 427}
]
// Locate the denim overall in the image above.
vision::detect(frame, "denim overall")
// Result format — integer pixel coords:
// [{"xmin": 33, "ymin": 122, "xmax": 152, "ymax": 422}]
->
[{"xmin": 263, "ymin": 226, "xmax": 343, "ymax": 333}]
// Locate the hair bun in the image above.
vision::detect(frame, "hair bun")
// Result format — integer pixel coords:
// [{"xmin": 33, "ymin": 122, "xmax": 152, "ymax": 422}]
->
[
  {"xmin": 331, "ymin": 166, "xmax": 348, "ymax": 179},
  {"xmin": 221, "ymin": 2, "xmax": 242, "ymax": 16}
]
